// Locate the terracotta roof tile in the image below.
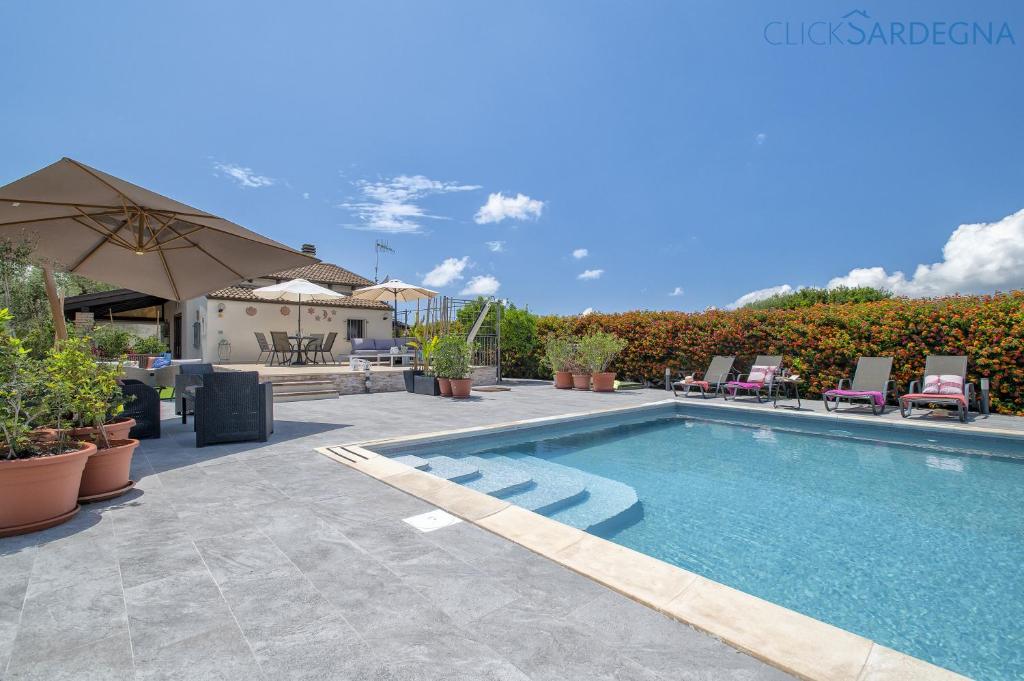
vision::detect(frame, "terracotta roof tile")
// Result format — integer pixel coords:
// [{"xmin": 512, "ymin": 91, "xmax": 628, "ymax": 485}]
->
[
  {"xmin": 206, "ymin": 285, "xmax": 390, "ymax": 310},
  {"xmin": 265, "ymin": 262, "xmax": 374, "ymax": 287}
]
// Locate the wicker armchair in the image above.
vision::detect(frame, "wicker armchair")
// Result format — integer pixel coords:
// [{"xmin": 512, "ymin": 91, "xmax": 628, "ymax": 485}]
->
[
  {"xmin": 175, "ymin": 363, "xmax": 214, "ymax": 417},
  {"xmin": 120, "ymin": 379, "xmax": 161, "ymax": 439},
  {"xmin": 194, "ymin": 371, "xmax": 273, "ymax": 447}
]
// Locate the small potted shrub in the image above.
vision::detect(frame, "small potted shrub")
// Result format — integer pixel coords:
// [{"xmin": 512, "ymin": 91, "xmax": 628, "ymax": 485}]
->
[
  {"xmin": 0, "ymin": 309, "xmax": 96, "ymax": 537},
  {"xmin": 435, "ymin": 334, "xmax": 473, "ymax": 398},
  {"xmin": 45, "ymin": 336, "xmax": 139, "ymax": 501},
  {"xmin": 579, "ymin": 331, "xmax": 627, "ymax": 392},
  {"xmin": 544, "ymin": 336, "xmax": 576, "ymax": 389}
]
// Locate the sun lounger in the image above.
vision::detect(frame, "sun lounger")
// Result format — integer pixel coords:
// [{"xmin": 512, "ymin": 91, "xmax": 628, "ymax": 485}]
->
[
  {"xmin": 672, "ymin": 356, "xmax": 735, "ymax": 398},
  {"xmin": 723, "ymin": 355, "xmax": 782, "ymax": 403},
  {"xmin": 823, "ymin": 356, "xmax": 896, "ymax": 415},
  {"xmin": 899, "ymin": 355, "xmax": 975, "ymax": 423}
]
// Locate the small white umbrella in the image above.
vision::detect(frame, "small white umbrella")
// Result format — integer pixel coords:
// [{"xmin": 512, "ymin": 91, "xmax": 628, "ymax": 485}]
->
[
  {"xmin": 350, "ymin": 279, "xmax": 438, "ymax": 335},
  {"xmin": 253, "ymin": 278, "xmax": 344, "ymax": 338}
]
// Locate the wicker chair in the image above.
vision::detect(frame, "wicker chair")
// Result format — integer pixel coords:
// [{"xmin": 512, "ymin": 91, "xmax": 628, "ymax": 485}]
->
[
  {"xmin": 120, "ymin": 379, "xmax": 161, "ymax": 439},
  {"xmin": 175, "ymin": 363, "xmax": 214, "ymax": 418},
  {"xmin": 193, "ymin": 371, "xmax": 273, "ymax": 447}
]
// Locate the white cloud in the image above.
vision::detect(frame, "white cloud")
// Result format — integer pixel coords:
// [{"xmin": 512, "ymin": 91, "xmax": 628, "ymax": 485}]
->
[
  {"xmin": 669, "ymin": 287, "xmax": 684, "ymax": 297},
  {"xmin": 572, "ymin": 248, "xmax": 588, "ymax": 259},
  {"xmin": 302, "ymin": 192, "xmax": 310, "ymax": 200},
  {"xmin": 580, "ymin": 307, "xmax": 594, "ymax": 315},
  {"xmin": 755, "ymin": 132, "xmax": 767, "ymax": 145},
  {"xmin": 213, "ymin": 162, "xmax": 275, "ymax": 188},
  {"xmin": 728, "ymin": 284, "xmax": 793, "ymax": 309},
  {"xmin": 474, "ymin": 192, "xmax": 544, "ymax": 224},
  {"xmin": 461, "ymin": 275, "xmax": 501, "ymax": 296},
  {"xmin": 578, "ymin": 269, "xmax": 604, "ymax": 280},
  {"xmin": 485, "ymin": 240, "xmax": 505, "ymax": 252},
  {"xmin": 423, "ymin": 256, "xmax": 470, "ymax": 287},
  {"xmin": 342, "ymin": 175, "xmax": 480, "ymax": 233},
  {"xmin": 826, "ymin": 208, "xmax": 1024, "ymax": 297}
]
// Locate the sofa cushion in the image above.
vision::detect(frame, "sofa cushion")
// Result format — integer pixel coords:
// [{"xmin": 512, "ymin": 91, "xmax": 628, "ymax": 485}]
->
[{"xmin": 351, "ymin": 338, "xmax": 374, "ymax": 352}]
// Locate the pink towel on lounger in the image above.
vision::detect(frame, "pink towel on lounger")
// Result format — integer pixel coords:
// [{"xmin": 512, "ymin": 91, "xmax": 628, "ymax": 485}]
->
[
  {"xmin": 900, "ymin": 392, "xmax": 968, "ymax": 407},
  {"xmin": 824, "ymin": 389, "xmax": 885, "ymax": 406}
]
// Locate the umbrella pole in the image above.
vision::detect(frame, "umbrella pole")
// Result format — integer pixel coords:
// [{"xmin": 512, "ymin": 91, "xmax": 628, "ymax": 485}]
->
[
  {"xmin": 297, "ymin": 293, "xmax": 302, "ymax": 338},
  {"xmin": 42, "ymin": 264, "xmax": 68, "ymax": 344}
]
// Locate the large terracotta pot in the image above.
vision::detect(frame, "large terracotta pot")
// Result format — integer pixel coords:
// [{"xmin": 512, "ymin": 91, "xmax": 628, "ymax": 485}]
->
[
  {"xmin": 0, "ymin": 442, "xmax": 95, "ymax": 537},
  {"xmin": 554, "ymin": 371, "xmax": 573, "ymax": 389},
  {"xmin": 437, "ymin": 377, "xmax": 453, "ymax": 397},
  {"xmin": 69, "ymin": 417, "xmax": 136, "ymax": 444},
  {"xmin": 592, "ymin": 372, "xmax": 616, "ymax": 392},
  {"xmin": 79, "ymin": 439, "xmax": 139, "ymax": 502},
  {"xmin": 450, "ymin": 378, "xmax": 472, "ymax": 398},
  {"xmin": 572, "ymin": 373, "xmax": 591, "ymax": 390}
]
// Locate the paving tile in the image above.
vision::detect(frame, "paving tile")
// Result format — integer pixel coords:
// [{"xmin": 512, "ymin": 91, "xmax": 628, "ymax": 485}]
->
[
  {"xmin": 4, "ymin": 630, "xmax": 133, "ymax": 681},
  {"xmin": 125, "ymin": 570, "xmax": 237, "ymax": 652},
  {"xmin": 195, "ymin": 528, "xmax": 294, "ymax": 586},
  {"xmin": 133, "ymin": 622, "xmax": 264, "ymax": 681},
  {"xmin": 115, "ymin": 533, "xmax": 207, "ymax": 590}
]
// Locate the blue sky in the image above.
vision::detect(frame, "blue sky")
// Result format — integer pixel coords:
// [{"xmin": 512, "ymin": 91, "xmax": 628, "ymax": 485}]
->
[{"xmin": 2, "ymin": 1, "xmax": 1022, "ymax": 314}]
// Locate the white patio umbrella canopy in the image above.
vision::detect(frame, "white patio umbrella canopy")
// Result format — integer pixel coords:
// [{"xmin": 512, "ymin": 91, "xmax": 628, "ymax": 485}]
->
[
  {"xmin": 253, "ymin": 278, "xmax": 344, "ymax": 337},
  {"xmin": 349, "ymin": 279, "xmax": 438, "ymax": 336}
]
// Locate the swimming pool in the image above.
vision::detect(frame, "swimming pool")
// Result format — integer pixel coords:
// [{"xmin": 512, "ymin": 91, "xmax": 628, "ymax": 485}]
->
[{"xmin": 379, "ymin": 403, "xmax": 1024, "ymax": 680}]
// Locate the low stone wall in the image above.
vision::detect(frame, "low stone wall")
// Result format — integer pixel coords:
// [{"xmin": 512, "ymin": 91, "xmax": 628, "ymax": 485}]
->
[{"xmin": 262, "ymin": 365, "xmax": 498, "ymax": 396}]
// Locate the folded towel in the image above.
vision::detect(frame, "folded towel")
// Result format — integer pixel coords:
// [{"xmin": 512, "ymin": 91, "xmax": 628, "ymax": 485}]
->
[
  {"xmin": 824, "ymin": 389, "xmax": 884, "ymax": 406},
  {"xmin": 674, "ymin": 379, "xmax": 710, "ymax": 391},
  {"xmin": 725, "ymin": 380, "xmax": 764, "ymax": 391}
]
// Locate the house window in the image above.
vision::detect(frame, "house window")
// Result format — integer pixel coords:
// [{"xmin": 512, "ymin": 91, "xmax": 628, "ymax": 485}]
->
[{"xmin": 346, "ymin": 318, "xmax": 366, "ymax": 340}]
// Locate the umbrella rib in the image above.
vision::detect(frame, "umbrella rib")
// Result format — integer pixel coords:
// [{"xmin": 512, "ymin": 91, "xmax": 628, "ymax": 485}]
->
[
  {"xmin": 140, "ymin": 211, "xmax": 178, "ymax": 249},
  {"xmin": 0, "ymin": 197, "xmax": 125, "ymax": 210},
  {"xmin": 156, "ymin": 246, "xmax": 181, "ymax": 301},
  {"xmin": 67, "ymin": 216, "xmax": 131, "ymax": 271},
  {"xmin": 161, "ymin": 221, "xmax": 244, "ymax": 279},
  {"xmin": 67, "ymin": 158, "xmax": 145, "ymax": 212},
  {"xmin": 0, "ymin": 209, "xmax": 124, "ymax": 229},
  {"xmin": 73, "ymin": 207, "xmax": 137, "ymax": 248}
]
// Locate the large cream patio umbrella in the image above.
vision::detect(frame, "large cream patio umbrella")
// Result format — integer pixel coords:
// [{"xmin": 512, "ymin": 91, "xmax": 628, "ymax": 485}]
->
[
  {"xmin": 0, "ymin": 157, "xmax": 316, "ymax": 339},
  {"xmin": 349, "ymin": 279, "xmax": 437, "ymax": 336},
  {"xmin": 253, "ymin": 278, "xmax": 344, "ymax": 339}
]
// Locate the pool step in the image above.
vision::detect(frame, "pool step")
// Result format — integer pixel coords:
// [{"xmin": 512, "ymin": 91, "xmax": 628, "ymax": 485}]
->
[
  {"xmin": 459, "ymin": 456, "xmax": 534, "ymax": 496},
  {"xmin": 491, "ymin": 455, "xmax": 588, "ymax": 515},
  {"xmin": 391, "ymin": 454, "xmax": 429, "ymax": 470},
  {"xmin": 422, "ymin": 455, "xmax": 481, "ymax": 483}
]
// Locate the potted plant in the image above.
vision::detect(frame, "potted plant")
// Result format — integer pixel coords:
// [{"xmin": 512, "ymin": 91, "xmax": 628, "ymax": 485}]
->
[
  {"xmin": 544, "ymin": 336, "xmax": 576, "ymax": 389},
  {"xmin": 44, "ymin": 336, "xmax": 139, "ymax": 501},
  {"xmin": 0, "ymin": 309, "xmax": 96, "ymax": 537},
  {"xmin": 408, "ymin": 328, "xmax": 441, "ymax": 396},
  {"xmin": 578, "ymin": 331, "xmax": 627, "ymax": 392},
  {"xmin": 435, "ymin": 334, "xmax": 473, "ymax": 398}
]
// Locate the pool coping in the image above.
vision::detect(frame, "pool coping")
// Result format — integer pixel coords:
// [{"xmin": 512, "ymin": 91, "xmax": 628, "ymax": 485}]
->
[{"xmin": 316, "ymin": 399, "xmax": 973, "ymax": 681}]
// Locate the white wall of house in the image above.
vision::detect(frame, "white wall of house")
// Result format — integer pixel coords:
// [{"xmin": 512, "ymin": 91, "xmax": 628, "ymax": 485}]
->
[{"xmin": 202, "ymin": 299, "xmax": 392, "ymax": 363}]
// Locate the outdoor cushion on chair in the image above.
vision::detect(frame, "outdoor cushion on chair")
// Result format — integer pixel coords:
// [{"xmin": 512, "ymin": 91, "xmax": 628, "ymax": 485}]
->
[
  {"xmin": 746, "ymin": 365, "xmax": 778, "ymax": 384},
  {"xmin": 824, "ymin": 389, "xmax": 885, "ymax": 406},
  {"xmin": 922, "ymin": 374, "xmax": 965, "ymax": 395},
  {"xmin": 726, "ymin": 380, "xmax": 765, "ymax": 391}
]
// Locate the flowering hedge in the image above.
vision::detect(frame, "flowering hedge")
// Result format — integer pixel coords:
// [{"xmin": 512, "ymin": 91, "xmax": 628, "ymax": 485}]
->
[{"xmin": 520, "ymin": 292, "xmax": 1024, "ymax": 415}]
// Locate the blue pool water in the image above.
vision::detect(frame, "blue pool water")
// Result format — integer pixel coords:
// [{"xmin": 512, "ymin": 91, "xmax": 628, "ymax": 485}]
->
[{"xmin": 382, "ymin": 405, "xmax": 1024, "ymax": 680}]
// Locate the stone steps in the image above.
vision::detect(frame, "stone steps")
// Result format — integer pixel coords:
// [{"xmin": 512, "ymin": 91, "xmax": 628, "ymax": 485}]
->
[
  {"xmin": 270, "ymin": 379, "xmax": 338, "ymax": 403},
  {"xmin": 459, "ymin": 456, "xmax": 534, "ymax": 496}
]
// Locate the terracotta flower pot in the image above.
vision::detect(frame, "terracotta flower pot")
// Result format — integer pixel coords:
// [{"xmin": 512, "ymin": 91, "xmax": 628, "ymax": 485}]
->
[
  {"xmin": 554, "ymin": 371, "xmax": 573, "ymax": 389},
  {"xmin": 0, "ymin": 441, "xmax": 95, "ymax": 537},
  {"xmin": 592, "ymin": 372, "xmax": 616, "ymax": 392},
  {"xmin": 79, "ymin": 439, "xmax": 139, "ymax": 502},
  {"xmin": 450, "ymin": 378, "xmax": 472, "ymax": 398},
  {"xmin": 438, "ymin": 377, "xmax": 453, "ymax": 397},
  {"xmin": 69, "ymin": 417, "xmax": 136, "ymax": 444},
  {"xmin": 572, "ymin": 373, "xmax": 592, "ymax": 390}
]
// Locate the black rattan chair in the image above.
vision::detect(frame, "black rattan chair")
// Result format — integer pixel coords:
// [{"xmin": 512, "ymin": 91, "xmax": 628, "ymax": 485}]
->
[
  {"xmin": 120, "ymin": 379, "xmax": 161, "ymax": 439},
  {"xmin": 175, "ymin": 363, "xmax": 214, "ymax": 418},
  {"xmin": 194, "ymin": 371, "xmax": 272, "ymax": 447},
  {"xmin": 254, "ymin": 332, "xmax": 272, "ymax": 364}
]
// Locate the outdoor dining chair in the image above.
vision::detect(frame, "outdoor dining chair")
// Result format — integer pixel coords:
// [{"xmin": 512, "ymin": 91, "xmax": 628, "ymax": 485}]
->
[
  {"xmin": 303, "ymin": 333, "xmax": 325, "ymax": 364},
  {"xmin": 268, "ymin": 331, "xmax": 294, "ymax": 366},
  {"xmin": 822, "ymin": 356, "xmax": 896, "ymax": 415},
  {"xmin": 254, "ymin": 332, "xmax": 272, "ymax": 364}
]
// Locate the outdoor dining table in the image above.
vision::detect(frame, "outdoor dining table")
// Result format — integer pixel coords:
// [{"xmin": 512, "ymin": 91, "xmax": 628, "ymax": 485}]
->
[{"xmin": 287, "ymin": 335, "xmax": 319, "ymax": 366}]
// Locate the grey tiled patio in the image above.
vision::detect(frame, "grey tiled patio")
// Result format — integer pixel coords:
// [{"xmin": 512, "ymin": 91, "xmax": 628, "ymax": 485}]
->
[{"xmin": 0, "ymin": 383, "xmax": 799, "ymax": 681}]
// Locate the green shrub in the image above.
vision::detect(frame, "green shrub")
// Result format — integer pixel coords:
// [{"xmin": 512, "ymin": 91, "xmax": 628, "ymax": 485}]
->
[
  {"xmin": 741, "ymin": 286, "xmax": 892, "ymax": 310},
  {"xmin": 132, "ymin": 335, "xmax": 167, "ymax": 354},
  {"xmin": 91, "ymin": 324, "xmax": 135, "ymax": 358},
  {"xmin": 44, "ymin": 336, "xmax": 126, "ymax": 446},
  {"xmin": 577, "ymin": 331, "xmax": 627, "ymax": 374},
  {"xmin": 434, "ymin": 334, "xmax": 472, "ymax": 379},
  {"xmin": 543, "ymin": 335, "xmax": 577, "ymax": 375},
  {"xmin": 0, "ymin": 308, "xmax": 46, "ymax": 459}
]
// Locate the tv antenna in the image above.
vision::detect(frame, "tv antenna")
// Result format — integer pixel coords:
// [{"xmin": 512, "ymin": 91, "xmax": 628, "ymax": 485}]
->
[{"xmin": 374, "ymin": 240, "xmax": 395, "ymax": 283}]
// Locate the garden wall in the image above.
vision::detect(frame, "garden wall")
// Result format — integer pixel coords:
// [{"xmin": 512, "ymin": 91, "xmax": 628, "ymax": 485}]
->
[{"xmin": 524, "ymin": 292, "xmax": 1024, "ymax": 415}]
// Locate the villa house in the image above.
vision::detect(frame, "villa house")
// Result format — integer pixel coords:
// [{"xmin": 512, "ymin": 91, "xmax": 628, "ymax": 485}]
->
[{"xmin": 64, "ymin": 244, "xmax": 394, "ymax": 363}]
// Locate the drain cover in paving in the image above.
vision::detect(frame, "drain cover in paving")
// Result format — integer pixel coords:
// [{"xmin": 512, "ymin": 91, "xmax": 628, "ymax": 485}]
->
[{"xmin": 403, "ymin": 509, "xmax": 462, "ymax": 532}]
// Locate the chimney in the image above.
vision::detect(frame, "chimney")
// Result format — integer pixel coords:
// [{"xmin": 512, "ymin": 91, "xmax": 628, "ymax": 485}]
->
[{"xmin": 301, "ymin": 243, "xmax": 316, "ymax": 256}]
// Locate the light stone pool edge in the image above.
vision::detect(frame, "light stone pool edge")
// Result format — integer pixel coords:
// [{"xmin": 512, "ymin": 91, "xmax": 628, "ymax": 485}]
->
[{"xmin": 315, "ymin": 399, "xmax": 971, "ymax": 681}]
